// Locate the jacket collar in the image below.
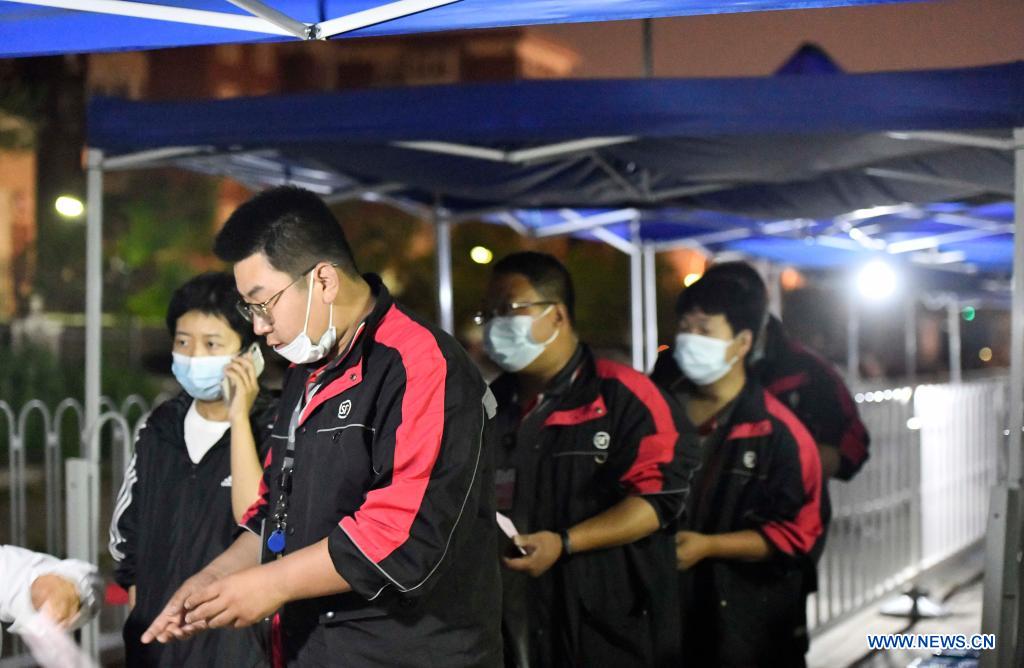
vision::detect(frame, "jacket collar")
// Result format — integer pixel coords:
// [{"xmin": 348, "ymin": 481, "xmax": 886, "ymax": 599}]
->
[
  {"xmin": 299, "ymin": 273, "xmax": 393, "ymax": 382},
  {"xmin": 492, "ymin": 344, "xmax": 599, "ymax": 412}
]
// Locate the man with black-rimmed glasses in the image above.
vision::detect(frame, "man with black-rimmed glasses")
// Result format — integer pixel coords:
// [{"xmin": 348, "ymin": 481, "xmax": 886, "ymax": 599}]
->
[
  {"xmin": 142, "ymin": 186, "xmax": 502, "ymax": 667},
  {"xmin": 479, "ymin": 251, "xmax": 696, "ymax": 667}
]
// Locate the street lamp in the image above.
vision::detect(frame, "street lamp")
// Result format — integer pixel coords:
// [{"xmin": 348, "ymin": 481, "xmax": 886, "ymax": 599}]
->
[{"xmin": 55, "ymin": 195, "xmax": 84, "ymax": 219}]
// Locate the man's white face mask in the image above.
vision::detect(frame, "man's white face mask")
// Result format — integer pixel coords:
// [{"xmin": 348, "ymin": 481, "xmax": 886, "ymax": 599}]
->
[
  {"xmin": 673, "ymin": 332, "xmax": 738, "ymax": 386},
  {"xmin": 274, "ymin": 272, "xmax": 337, "ymax": 365}
]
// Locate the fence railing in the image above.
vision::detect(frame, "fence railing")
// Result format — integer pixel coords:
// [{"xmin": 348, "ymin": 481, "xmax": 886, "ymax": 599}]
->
[
  {"xmin": 0, "ymin": 392, "xmax": 169, "ymax": 663},
  {"xmin": 808, "ymin": 378, "xmax": 1005, "ymax": 633},
  {"xmin": 0, "ymin": 379, "xmax": 1009, "ymax": 660}
]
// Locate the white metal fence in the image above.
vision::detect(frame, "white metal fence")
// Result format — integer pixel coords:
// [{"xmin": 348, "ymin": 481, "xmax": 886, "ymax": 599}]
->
[
  {"xmin": 0, "ymin": 393, "xmax": 165, "ymax": 664},
  {"xmin": 0, "ymin": 379, "xmax": 1009, "ymax": 660},
  {"xmin": 808, "ymin": 378, "xmax": 1005, "ymax": 632}
]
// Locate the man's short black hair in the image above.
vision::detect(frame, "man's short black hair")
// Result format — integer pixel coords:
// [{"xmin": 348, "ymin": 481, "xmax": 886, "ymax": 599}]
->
[
  {"xmin": 166, "ymin": 272, "xmax": 256, "ymax": 348},
  {"xmin": 676, "ymin": 271, "xmax": 767, "ymax": 346},
  {"xmin": 704, "ymin": 261, "xmax": 767, "ymax": 295},
  {"xmin": 492, "ymin": 252, "xmax": 575, "ymax": 322},
  {"xmin": 213, "ymin": 186, "xmax": 359, "ymax": 278},
  {"xmin": 703, "ymin": 261, "xmax": 772, "ymax": 361}
]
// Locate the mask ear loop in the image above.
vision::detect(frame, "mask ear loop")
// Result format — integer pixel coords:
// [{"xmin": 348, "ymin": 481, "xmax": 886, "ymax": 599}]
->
[
  {"xmin": 300, "ymin": 271, "xmax": 315, "ymax": 336},
  {"xmin": 322, "ymin": 303, "xmax": 335, "ymax": 343},
  {"xmin": 532, "ymin": 304, "xmax": 560, "ymax": 346}
]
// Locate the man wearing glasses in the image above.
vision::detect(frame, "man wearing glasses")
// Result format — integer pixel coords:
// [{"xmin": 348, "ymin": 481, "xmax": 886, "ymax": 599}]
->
[
  {"xmin": 141, "ymin": 186, "xmax": 502, "ymax": 667},
  {"xmin": 479, "ymin": 252, "xmax": 696, "ymax": 667}
]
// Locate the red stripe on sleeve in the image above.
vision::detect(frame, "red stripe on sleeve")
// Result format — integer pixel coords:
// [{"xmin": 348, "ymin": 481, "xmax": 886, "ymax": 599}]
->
[
  {"xmin": 793, "ymin": 342, "xmax": 869, "ymax": 468},
  {"xmin": 239, "ymin": 448, "xmax": 273, "ymax": 527},
  {"xmin": 595, "ymin": 359, "xmax": 677, "ymax": 495},
  {"xmin": 761, "ymin": 391, "xmax": 822, "ymax": 556},
  {"xmin": 339, "ymin": 306, "xmax": 447, "ymax": 564},
  {"xmin": 765, "ymin": 372, "xmax": 811, "ymax": 397}
]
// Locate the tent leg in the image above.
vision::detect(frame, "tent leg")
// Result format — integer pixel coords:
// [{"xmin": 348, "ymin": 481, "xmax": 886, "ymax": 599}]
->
[
  {"xmin": 846, "ymin": 297, "xmax": 860, "ymax": 384},
  {"xmin": 642, "ymin": 243, "xmax": 658, "ymax": 372},
  {"xmin": 981, "ymin": 127, "xmax": 1024, "ymax": 668},
  {"xmin": 767, "ymin": 264, "xmax": 783, "ymax": 318},
  {"xmin": 81, "ymin": 148, "xmax": 103, "ymax": 662},
  {"xmin": 85, "ymin": 149, "xmax": 103, "ymax": 445},
  {"xmin": 434, "ymin": 209, "xmax": 454, "ymax": 334},
  {"xmin": 946, "ymin": 296, "xmax": 962, "ymax": 383},
  {"xmin": 629, "ymin": 222, "xmax": 643, "ymax": 371}
]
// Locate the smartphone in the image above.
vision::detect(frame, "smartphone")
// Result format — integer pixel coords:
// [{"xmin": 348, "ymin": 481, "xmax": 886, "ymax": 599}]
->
[{"xmin": 222, "ymin": 343, "xmax": 265, "ymax": 403}]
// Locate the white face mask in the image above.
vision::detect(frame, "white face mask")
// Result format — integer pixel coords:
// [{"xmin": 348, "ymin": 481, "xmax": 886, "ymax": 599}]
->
[
  {"xmin": 674, "ymin": 332, "xmax": 738, "ymax": 386},
  {"xmin": 274, "ymin": 272, "xmax": 337, "ymax": 365},
  {"xmin": 483, "ymin": 305, "xmax": 559, "ymax": 373}
]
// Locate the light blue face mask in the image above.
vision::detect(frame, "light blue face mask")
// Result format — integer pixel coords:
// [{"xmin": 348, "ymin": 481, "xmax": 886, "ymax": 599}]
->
[
  {"xmin": 171, "ymin": 352, "xmax": 234, "ymax": 401},
  {"xmin": 483, "ymin": 305, "xmax": 559, "ymax": 373}
]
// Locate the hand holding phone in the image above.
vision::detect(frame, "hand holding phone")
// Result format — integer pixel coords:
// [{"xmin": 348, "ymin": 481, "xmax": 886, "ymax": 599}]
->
[{"xmin": 223, "ymin": 343, "xmax": 265, "ymax": 409}]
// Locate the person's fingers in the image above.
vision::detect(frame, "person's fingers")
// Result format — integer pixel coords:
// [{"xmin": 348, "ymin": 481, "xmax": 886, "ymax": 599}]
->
[
  {"xmin": 502, "ymin": 555, "xmax": 534, "ymax": 572},
  {"xmin": 184, "ymin": 583, "xmax": 220, "ymax": 611},
  {"xmin": 512, "ymin": 535, "xmax": 538, "ymax": 554},
  {"xmin": 184, "ymin": 596, "xmax": 227, "ymax": 626},
  {"xmin": 206, "ymin": 607, "xmax": 239, "ymax": 629},
  {"xmin": 242, "ymin": 357, "xmax": 258, "ymax": 386},
  {"xmin": 142, "ymin": 592, "xmax": 188, "ymax": 644},
  {"xmin": 141, "ymin": 613, "xmax": 172, "ymax": 643}
]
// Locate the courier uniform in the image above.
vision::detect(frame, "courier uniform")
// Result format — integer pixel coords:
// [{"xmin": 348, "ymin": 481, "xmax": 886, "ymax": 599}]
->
[
  {"xmin": 240, "ymin": 274, "xmax": 502, "ymax": 667},
  {"xmin": 493, "ymin": 345, "xmax": 696, "ymax": 667},
  {"xmin": 755, "ymin": 316, "xmax": 870, "ymax": 564},
  {"xmin": 652, "ymin": 362, "xmax": 822, "ymax": 668}
]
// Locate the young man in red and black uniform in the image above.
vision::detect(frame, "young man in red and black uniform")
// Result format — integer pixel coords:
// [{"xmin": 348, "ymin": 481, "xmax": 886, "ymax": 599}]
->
[
  {"xmin": 141, "ymin": 187, "xmax": 502, "ymax": 666},
  {"xmin": 480, "ymin": 252, "xmax": 696, "ymax": 667},
  {"xmin": 651, "ymin": 271, "xmax": 822, "ymax": 668},
  {"xmin": 699, "ymin": 262, "xmax": 870, "ymax": 565},
  {"xmin": 705, "ymin": 262, "xmax": 870, "ymax": 485}
]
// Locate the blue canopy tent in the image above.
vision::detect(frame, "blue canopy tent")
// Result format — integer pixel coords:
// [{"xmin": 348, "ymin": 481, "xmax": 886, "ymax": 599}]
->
[
  {"xmin": 0, "ymin": 0, "xmax": 925, "ymax": 57},
  {"xmin": 86, "ymin": 61, "xmax": 1024, "ymax": 364},
  {"xmin": 84, "ymin": 61, "xmax": 1024, "ymax": 662}
]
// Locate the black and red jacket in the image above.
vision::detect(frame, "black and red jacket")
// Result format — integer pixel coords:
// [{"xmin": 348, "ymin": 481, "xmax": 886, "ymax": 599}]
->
[
  {"xmin": 492, "ymin": 345, "xmax": 697, "ymax": 668},
  {"xmin": 651, "ymin": 362, "xmax": 823, "ymax": 667},
  {"xmin": 756, "ymin": 316, "xmax": 870, "ymax": 481},
  {"xmin": 110, "ymin": 391, "xmax": 276, "ymax": 667},
  {"xmin": 241, "ymin": 275, "xmax": 502, "ymax": 667}
]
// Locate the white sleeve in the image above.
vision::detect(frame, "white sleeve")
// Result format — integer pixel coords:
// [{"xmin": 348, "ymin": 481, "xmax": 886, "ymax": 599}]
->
[{"xmin": 0, "ymin": 545, "xmax": 102, "ymax": 634}]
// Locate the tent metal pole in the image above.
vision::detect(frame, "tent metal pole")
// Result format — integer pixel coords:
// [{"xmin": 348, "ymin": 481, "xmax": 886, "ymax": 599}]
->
[
  {"xmin": 642, "ymin": 242, "xmax": 658, "ymax": 372},
  {"xmin": 629, "ymin": 222, "xmax": 644, "ymax": 371},
  {"xmin": 1009, "ymin": 127, "xmax": 1024, "ymax": 500},
  {"xmin": 317, "ymin": 0, "xmax": 460, "ymax": 39},
  {"xmin": 946, "ymin": 296, "xmax": 962, "ymax": 383},
  {"xmin": 1013, "ymin": 124, "xmax": 1024, "ymax": 668},
  {"xmin": 981, "ymin": 127, "xmax": 1024, "ymax": 668},
  {"xmin": 434, "ymin": 207, "xmax": 455, "ymax": 334},
  {"xmin": 226, "ymin": 0, "xmax": 310, "ymax": 38},
  {"xmin": 3, "ymin": 0, "xmax": 291, "ymax": 35},
  {"xmin": 978, "ymin": 128, "xmax": 1024, "ymax": 663},
  {"xmin": 78, "ymin": 148, "xmax": 104, "ymax": 662},
  {"xmin": 846, "ymin": 297, "xmax": 859, "ymax": 384},
  {"xmin": 85, "ymin": 149, "xmax": 103, "ymax": 450}
]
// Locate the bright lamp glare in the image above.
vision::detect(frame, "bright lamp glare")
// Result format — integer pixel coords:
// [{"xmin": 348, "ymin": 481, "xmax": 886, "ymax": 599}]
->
[
  {"xmin": 55, "ymin": 196, "xmax": 84, "ymax": 218},
  {"xmin": 683, "ymin": 273, "xmax": 702, "ymax": 287},
  {"xmin": 470, "ymin": 246, "xmax": 493, "ymax": 265},
  {"xmin": 855, "ymin": 260, "xmax": 898, "ymax": 301}
]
